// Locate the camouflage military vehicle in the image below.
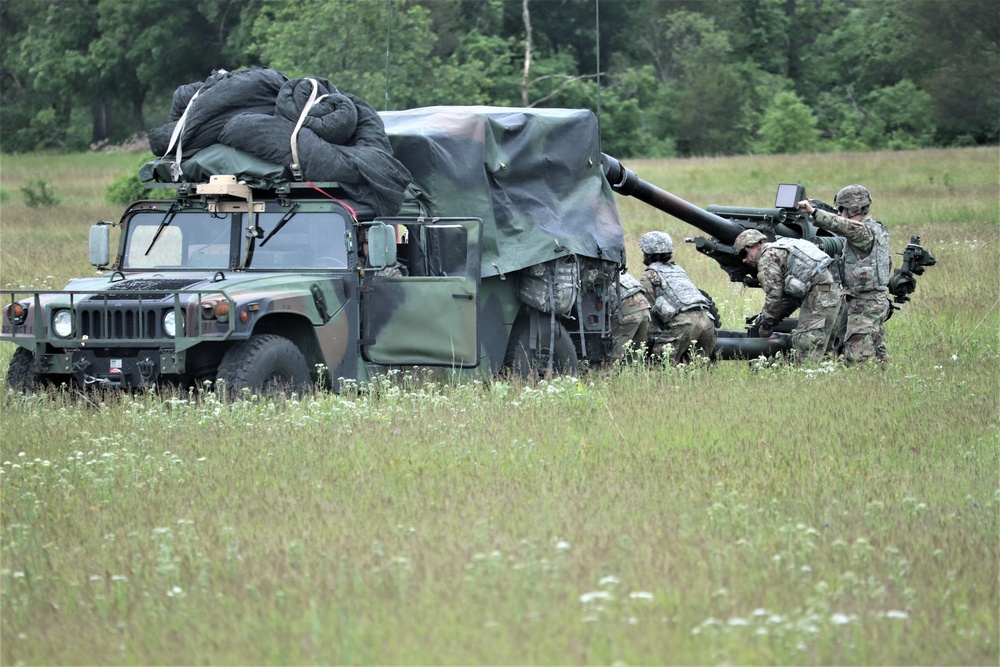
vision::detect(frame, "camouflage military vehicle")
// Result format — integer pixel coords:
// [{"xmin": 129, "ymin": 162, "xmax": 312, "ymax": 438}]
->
[{"xmin": 1, "ymin": 107, "xmax": 628, "ymax": 393}]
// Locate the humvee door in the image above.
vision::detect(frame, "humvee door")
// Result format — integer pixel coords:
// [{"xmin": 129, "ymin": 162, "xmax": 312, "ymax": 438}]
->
[{"xmin": 361, "ymin": 218, "xmax": 482, "ymax": 367}]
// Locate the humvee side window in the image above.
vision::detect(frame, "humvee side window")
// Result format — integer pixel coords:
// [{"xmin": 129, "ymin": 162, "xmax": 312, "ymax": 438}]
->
[{"xmin": 408, "ymin": 223, "xmax": 470, "ymax": 277}]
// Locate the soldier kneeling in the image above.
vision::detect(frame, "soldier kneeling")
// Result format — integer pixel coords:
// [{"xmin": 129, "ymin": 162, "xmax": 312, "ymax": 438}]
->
[{"xmin": 638, "ymin": 231, "xmax": 717, "ymax": 364}]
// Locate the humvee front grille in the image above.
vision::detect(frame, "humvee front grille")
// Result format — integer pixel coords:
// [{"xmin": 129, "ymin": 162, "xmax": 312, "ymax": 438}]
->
[{"xmin": 79, "ymin": 306, "xmax": 168, "ymax": 340}]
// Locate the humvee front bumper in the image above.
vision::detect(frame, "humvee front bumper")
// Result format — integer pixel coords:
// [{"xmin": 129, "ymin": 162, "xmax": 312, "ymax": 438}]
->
[{"xmin": 2, "ymin": 288, "xmax": 237, "ymax": 385}]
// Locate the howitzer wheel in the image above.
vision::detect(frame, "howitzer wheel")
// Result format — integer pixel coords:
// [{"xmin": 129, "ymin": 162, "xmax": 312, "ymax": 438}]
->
[
  {"xmin": 502, "ymin": 312, "xmax": 578, "ymax": 380},
  {"xmin": 216, "ymin": 334, "xmax": 313, "ymax": 397}
]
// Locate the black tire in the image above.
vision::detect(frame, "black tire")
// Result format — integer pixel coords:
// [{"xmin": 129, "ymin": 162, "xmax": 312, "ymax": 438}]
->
[
  {"xmin": 216, "ymin": 334, "xmax": 313, "ymax": 397},
  {"xmin": 502, "ymin": 312, "xmax": 579, "ymax": 380},
  {"xmin": 5, "ymin": 347, "xmax": 38, "ymax": 392},
  {"xmin": 700, "ymin": 289, "xmax": 721, "ymax": 329}
]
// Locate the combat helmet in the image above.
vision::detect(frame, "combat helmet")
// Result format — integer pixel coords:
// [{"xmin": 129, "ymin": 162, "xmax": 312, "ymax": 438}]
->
[
  {"xmin": 639, "ymin": 231, "xmax": 674, "ymax": 255},
  {"xmin": 834, "ymin": 184, "xmax": 872, "ymax": 216},
  {"xmin": 733, "ymin": 229, "xmax": 768, "ymax": 257}
]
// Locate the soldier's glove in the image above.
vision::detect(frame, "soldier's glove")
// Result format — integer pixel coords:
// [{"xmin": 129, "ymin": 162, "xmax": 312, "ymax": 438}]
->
[{"xmin": 758, "ymin": 320, "xmax": 773, "ymax": 338}]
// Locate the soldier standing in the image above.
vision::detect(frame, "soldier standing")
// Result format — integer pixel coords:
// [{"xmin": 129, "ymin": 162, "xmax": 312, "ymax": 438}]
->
[
  {"xmin": 638, "ymin": 231, "xmax": 717, "ymax": 364},
  {"xmin": 796, "ymin": 185, "xmax": 891, "ymax": 364},
  {"xmin": 733, "ymin": 229, "xmax": 841, "ymax": 363},
  {"xmin": 609, "ymin": 271, "xmax": 651, "ymax": 362}
]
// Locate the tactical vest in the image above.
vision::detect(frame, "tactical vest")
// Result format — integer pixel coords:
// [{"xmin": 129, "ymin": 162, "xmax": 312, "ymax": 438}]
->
[
  {"xmin": 619, "ymin": 273, "xmax": 643, "ymax": 300},
  {"xmin": 841, "ymin": 220, "xmax": 891, "ymax": 293},
  {"xmin": 609, "ymin": 272, "xmax": 643, "ymax": 314},
  {"xmin": 648, "ymin": 262, "xmax": 709, "ymax": 322},
  {"xmin": 767, "ymin": 238, "xmax": 835, "ymax": 299}
]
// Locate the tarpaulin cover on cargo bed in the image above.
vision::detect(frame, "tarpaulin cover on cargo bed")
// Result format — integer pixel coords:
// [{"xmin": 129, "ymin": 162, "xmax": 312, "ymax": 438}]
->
[{"xmin": 381, "ymin": 106, "xmax": 626, "ymax": 277}]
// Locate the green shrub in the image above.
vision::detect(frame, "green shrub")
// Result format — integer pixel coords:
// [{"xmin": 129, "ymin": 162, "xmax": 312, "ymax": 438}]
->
[
  {"xmin": 106, "ymin": 153, "xmax": 159, "ymax": 205},
  {"xmin": 20, "ymin": 178, "xmax": 60, "ymax": 208}
]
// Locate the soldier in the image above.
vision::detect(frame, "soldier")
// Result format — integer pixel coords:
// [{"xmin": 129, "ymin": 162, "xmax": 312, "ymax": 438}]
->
[
  {"xmin": 796, "ymin": 185, "xmax": 891, "ymax": 364},
  {"xmin": 608, "ymin": 271, "xmax": 651, "ymax": 362},
  {"xmin": 733, "ymin": 229, "xmax": 841, "ymax": 363},
  {"xmin": 638, "ymin": 231, "xmax": 717, "ymax": 363}
]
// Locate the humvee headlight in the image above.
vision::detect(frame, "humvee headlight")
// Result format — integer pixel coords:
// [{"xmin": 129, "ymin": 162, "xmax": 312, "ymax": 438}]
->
[
  {"xmin": 213, "ymin": 301, "xmax": 230, "ymax": 323},
  {"xmin": 163, "ymin": 310, "xmax": 178, "ymax": 338},
  {"xmin": 52, "ymin": 309, "xmax": 74, "ymax": 338},
  {"xmin": 6, "ymin": 302, "xmax": 27, "ymax": 326}
]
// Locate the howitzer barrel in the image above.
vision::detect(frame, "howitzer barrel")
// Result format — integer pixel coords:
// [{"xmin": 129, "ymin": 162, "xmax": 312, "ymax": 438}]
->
[{"xmin": 601, "ymin": 154, "xmax": 746, "ymax": 245}]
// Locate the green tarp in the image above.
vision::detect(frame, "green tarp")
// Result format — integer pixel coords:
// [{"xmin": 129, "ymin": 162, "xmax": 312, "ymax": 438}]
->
[{"xmin": 381, "ymin": 107, "xmax": 626, "ymax": 277}]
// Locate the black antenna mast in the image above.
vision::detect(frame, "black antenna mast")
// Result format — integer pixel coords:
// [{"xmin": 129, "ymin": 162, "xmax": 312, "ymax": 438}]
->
[
  {"xmin": 595, "ymin": 0, "xmax": 601, "ymax": 125},
  {"xmin": 384, "ymin": 0, "xmax": 392, "ymax": 110}
]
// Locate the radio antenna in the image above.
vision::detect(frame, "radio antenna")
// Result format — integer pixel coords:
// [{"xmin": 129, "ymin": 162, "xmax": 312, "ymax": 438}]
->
[
  {"xmin": 384, "ymin": 0, "xmax": 392, "ymax": 110},
  {"xmin": 595, "ymin": 0, "xmax": 601, "ymax": 125}
]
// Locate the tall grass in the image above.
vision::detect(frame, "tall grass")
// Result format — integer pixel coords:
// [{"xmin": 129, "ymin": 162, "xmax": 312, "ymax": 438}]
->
[{"xmin": 1, "ymin": 147, "xmax": 998, "ymax": 665}]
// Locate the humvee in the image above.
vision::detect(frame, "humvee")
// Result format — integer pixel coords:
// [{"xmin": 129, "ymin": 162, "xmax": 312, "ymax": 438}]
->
[{"xmin": 1, "ymin": 107, "xmax": 631, "ymax": 393}]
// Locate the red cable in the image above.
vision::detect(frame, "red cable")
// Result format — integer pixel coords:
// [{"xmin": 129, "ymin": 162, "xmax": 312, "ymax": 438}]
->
[{"xmin": 305, "ymin": 181, "xmax": 358, "ymax": 220}]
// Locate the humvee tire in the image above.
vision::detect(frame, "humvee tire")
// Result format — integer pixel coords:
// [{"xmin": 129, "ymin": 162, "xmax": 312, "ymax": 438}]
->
[
  {"xmin": 5, "ymin": 347, "xmax": 38, "ymax": 392},
  {"xmin": 216, "ymin": 334, "xmax": 313, "ymax": 396},
  {"xmin": 503, "ymin": 313, "xmax": 579, "ymax": 380}
]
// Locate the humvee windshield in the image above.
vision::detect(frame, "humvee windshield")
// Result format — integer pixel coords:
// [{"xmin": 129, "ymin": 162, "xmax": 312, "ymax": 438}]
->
[{"xmin": 123, "ymin": 210, "xmax": 350, "ymax": 270}]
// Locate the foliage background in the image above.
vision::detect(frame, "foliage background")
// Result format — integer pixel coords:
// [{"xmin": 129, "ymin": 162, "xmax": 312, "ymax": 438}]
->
[{"xmin": 1, "ymin": 0, "xmax": 998, "ymax": 157}]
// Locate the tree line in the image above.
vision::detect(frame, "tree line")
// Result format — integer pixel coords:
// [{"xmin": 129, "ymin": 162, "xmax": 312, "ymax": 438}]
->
[{"xmin": 1, "ymin": 0, "xmax": 997, "ymax": 158}]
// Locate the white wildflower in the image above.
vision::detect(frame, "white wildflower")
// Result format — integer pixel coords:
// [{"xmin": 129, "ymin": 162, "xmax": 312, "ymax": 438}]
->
[{"xmin": 580, "ymin": 591, "xmax": 612, "ymax": 604}]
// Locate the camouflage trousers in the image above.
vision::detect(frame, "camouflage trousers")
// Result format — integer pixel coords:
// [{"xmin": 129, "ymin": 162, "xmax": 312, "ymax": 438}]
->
[
  {"xmin": 840, "ymin": 292, "xmax": 891, "ymax": 364},
  {"xmin": 649, "ymin": 308, "xmax": 717, "ymax": 364},
  {"xmin": 610, "ymin": 293, "xmax": 651, "ymax": 360},
  {"xmin": 790, "ymin": 283, "xmax": 842, "ymax": 363}
]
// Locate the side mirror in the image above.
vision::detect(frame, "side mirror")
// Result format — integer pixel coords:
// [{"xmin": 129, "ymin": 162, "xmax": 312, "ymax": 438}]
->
[
  {"xmin": 366, "ymin": 222, "xmax": 397, "ymax": 269},
  {"xmin": 89, "ymin": 224, "xmax": 110, "ymax": 267}
]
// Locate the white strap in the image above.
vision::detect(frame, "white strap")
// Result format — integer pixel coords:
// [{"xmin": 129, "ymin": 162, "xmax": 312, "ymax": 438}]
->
[
  {"xmin": 289, "ymin": 78, "xmax": 328, "ymax": 180},
  {"xmin": 164, "ymin": 87, "xmax": 202, "ymax": 182}
]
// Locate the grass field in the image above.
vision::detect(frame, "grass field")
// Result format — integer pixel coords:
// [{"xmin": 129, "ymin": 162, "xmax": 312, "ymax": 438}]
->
[{"xmin": 1, "ymin": 147, "xmax": 998, "ymax": 665}]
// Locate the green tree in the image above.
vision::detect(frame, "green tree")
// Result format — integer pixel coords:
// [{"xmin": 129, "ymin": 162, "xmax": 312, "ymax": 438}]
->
[
  {"xmin": 2, "ymin": 0, "xmax": 237, "ymax": 152},
  {"xmin": 425, "ymin": 30, "xmax": 521, "ymax": 106},
  {"xmin": 250, "ymin": 0, "xmax": 442, "ymax": 110},
  {"xmin": 755, "ymin": 90, "xmax": 821, "ymax": 154},
  {"xmin": 897, "ymin": 0, "xmax": 1000, "ymax": 144}
]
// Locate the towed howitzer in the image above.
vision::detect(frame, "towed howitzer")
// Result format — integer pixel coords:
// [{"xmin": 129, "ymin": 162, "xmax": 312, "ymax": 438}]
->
[
  {"xmin": 601, "ymin": 154, "xmax": 841, "ymax": 287},
  {"xmin": 600, "ymin": 154, "xmax": 936, "ymax": 358}
]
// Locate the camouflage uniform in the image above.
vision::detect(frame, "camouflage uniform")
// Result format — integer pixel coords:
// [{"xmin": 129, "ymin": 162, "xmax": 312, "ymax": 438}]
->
[
  {"xmin": 373, "ymin": 265, "xmax": 405, "ymax": 277},
  {"xmin": 609, "ymin": 272, "xmax": 651, "ymax": 360},
  {"xmin": 812, "ymin": 209, "xmax": 891, "ymax": 364},
  {"xmin": 755, "ymin": 238, "xmax": 841, "ymax": 363},
  {"xmin": 639, "ymin": 263, "xmax": 716, "ymax": 363}
]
